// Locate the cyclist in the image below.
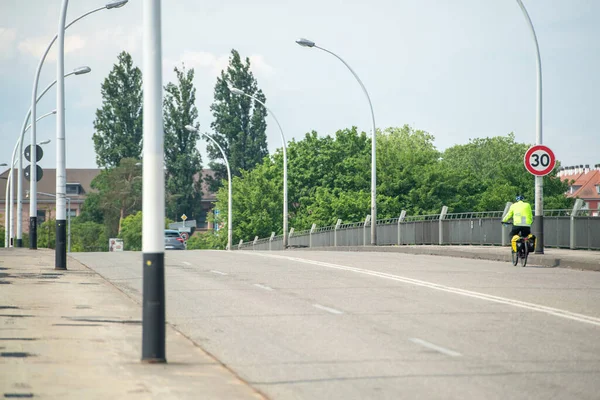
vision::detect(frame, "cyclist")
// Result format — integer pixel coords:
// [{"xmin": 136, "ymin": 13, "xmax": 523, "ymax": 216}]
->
[{"xmin": 502, "ymin": 195, "xmax": 533, "ymax": 250}]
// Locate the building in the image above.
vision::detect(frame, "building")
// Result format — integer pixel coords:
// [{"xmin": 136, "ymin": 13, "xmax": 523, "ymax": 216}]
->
[
  {"xmin": 558, "ymin": 164, "xmax": 600, "ymax": 216},
  {"xmin": 0, "ymin": 168, "xmax": 217, "ymax": 233}
]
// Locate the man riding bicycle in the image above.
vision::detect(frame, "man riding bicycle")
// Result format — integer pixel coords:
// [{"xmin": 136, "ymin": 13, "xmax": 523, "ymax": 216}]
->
[{"xmin": 502, "ymin": 195, "xmax": 534, "ymax": 251}]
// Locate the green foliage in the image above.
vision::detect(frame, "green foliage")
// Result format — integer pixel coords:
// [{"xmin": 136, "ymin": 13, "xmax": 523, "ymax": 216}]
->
[
  {"xmin": 38, "ymin": 219, "xmax": 56, "ymax": 249},
  {"xmin": 92, "ymin": 51, "xmax": 143, "ymax": 168},
  {"xmin": 119, "ymin": 211, "xmax": 142, "ymax": 251},
  {"xmin": 186, "ymin": 230, "xmax": 226, "ymax": 250},
  {"xmin": 0, "ymin": 225, "xmax": 5, "ymax": 247},
  {"xmin": 163, "ymin": 64, "xmax": 203, "ymax": 221},
  {"xmin": 211, "ymin": 127, "xmax": 573, "ymax": 242},
  {"xmin": 87, "ymin": 158, "xmax": 143, "ymax": 237},
  {"xmin": 71, "ymin": 219, "xmax": 108, "ymax": 252},
  {"xmin": 207, "ymin": 49, "xmax": 268, "ymax": 192}
]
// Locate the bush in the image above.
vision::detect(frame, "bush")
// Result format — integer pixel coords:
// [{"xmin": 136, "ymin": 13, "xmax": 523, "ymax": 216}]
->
[
  {"xmin": 186, "ymin": 231, "xmax": 226, "ymax": 250},
  {"xmin": 119, "ymin": 211, "xmax": 143, "ymax": 251}
]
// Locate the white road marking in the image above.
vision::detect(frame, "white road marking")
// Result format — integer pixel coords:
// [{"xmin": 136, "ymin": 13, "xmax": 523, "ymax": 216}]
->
[
  {"xmin": 248, "ymin": 252, "xmax": 600, "ymax": 327},
  {"xmin": 409, "ymin": 338, "xmax": 462, "ymax": 357},
  {"xmin": 182, "ymin": 261, "xmax": 192, "ymax": 266},
  {"xmin": 210, "ymin": 270, "xmax": 228, "ymax": 276},
  {"xmin": 313, "ymin": 304, "xmax": 344, "ymax": 315},
  {"xmin": 254, "ymin": 283, "xmax": 274, "ymax": 291}
]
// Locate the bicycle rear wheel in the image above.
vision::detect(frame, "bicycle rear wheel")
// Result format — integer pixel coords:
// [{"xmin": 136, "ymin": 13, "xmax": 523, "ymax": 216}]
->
[
  {"xmin": 512, "ymin": 250, "xmax": 518, "ymax": 266},
  {"xmin": 520, "ymin": 247, "xmax": 528, "ymax": 268}
]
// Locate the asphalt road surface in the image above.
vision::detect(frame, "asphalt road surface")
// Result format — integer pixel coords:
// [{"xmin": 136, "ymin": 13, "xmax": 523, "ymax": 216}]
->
[{"xmin": 71, "ymin": 250, "xmax": 600, "ymax": 400}]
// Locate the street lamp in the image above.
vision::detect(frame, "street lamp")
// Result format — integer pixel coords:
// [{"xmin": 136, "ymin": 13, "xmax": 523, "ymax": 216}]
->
[
  {"xmin": 8, "ymin": 106, "xmax": 57, "ymax": 248},
  {"xmin": 185, "ymin": 125, "xmax": 233, "ymax": 251},
  {"xmin": 229, "ymin": 87, "xmax": 289, "ymax": 249},
  {"xmin": 296, "ymin": 37, "xmax": 378, "ymax": 245},
  {"xmin": 28, "ymin": 0, "xmax": 129, "ymax": 252},
  {"xmin": 515, "ymin": 0, "xmax": 544, "ymax": 254}
]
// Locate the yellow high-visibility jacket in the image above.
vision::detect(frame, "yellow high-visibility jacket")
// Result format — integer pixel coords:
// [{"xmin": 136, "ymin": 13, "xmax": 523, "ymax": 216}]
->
[{"xmin": 502, "ymin": 201, "xmax": 533, "ymax": 226}]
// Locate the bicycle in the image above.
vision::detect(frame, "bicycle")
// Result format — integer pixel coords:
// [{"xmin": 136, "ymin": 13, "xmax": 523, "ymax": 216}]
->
[{"xmin": 502, "ymin": 223, "xmax": 531, "ymax": 268}]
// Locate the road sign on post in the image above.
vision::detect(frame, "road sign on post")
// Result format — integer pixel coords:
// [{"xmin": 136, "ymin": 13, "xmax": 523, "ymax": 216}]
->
[
  {"xmin": 24, "ymin": 144, "xmax": 44, "ymax": 162},
  {"xmin": 24, "ymin": 165, "xmax": 44, "ymax": 182},
  {"xmin": 524, "ymin": 145, "xmax": 556, "ymax": 176}
]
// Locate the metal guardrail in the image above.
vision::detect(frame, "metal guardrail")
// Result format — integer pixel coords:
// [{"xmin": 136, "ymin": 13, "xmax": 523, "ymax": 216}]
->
[{"xmin": 238, "ymin": 206, "xmax": 600, "ymax": 251}]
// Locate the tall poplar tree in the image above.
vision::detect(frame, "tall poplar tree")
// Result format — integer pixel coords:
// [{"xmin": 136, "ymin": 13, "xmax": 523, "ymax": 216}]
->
[
  {"xmin": 92, "ymin": 51, "xmax": 143, "ymax": 167},
  {"xmin": 207, "ymin": 49, "xmax": 268, "ymax": 191},
  {"xmin": 163, "ymin": 64, "xmax": 203, "ymax": 220}
]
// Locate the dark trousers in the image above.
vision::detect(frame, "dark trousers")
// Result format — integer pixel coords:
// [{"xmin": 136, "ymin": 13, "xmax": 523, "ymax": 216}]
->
[{"xmin": 509, "ymin": 226, "xmax": 531, "ymax": 239}]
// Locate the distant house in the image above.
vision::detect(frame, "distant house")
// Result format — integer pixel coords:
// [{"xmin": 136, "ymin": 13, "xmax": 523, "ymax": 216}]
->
[
  {"xmin": 558, "ymin": 164, "xmax": 600, "ymax": 216},
  {"xmin": 0, "ymin": 168, "xmax": 218, "ymax": 232}
]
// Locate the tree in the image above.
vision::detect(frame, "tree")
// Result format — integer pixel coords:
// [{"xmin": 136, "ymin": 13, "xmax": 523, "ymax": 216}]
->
[
  {"xmin": 207, "ymin": 49, "xmax": 268, "ymax": 191},
  {"xmin": 92, "ymin": 51, "xmax": 143, "ymax": 168},
  {"xmin": 86, "ymin": 158, "xmax": 143, "ymax": 236},
  {"xmin": 163, "ymin": 64, "xmax": 203, "ymax": 220}
]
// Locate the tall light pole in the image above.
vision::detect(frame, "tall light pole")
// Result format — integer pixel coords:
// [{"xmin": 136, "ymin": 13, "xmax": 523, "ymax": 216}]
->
[
  {"xmin": 1, "ymin": 163, "xmax": 8, "ymax": 249},
  {"xmin": 29, "ymin": 0, "xmax": 128, "ymax": 250},
  {"xmin": 229, "ymin": 87, "xmax": 289, "ymax": 248},
  {"xmin": 515, "ymin": 0, "xmax": 544, "ymax": 254},
  {"xmin": 54, "ymin": 0, "xmax": 70, "ymax": 270},
  {"xmin": 185, "ymin": 125, "xmax": 232, "ymax": 251},
  {"xmin": 296, "ymin": 38, "xmax": 378, "ymax": 245},
  {"xmin": 141, "ymin": 0, "xmax": 166, "ymax": 363},
  {"xmin": 17, "ymin": 67, "xmax": 90, "ymax": 247}
]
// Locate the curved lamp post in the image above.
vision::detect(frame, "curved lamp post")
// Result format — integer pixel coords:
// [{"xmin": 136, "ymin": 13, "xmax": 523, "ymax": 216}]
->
[
  {"xmin": 185, "ymin": 125, "xmax": 233, "ymax": 251},
  {"xmin": 15, "ymin": 67, "xmax": 89, "ymax": 247},
  {"xmin": 515, "ymin": 0, "xmax": 544, "ymax": 254},
  {"xmin": 229, "ymin": 87, "xmax": 289, "ymax": 249},
  {"xmin": 296, "ymin": 37, "xmax": 378, "ymax": 245},
  {"xmin": 29, "ymin": 0, "xmax": 128, "ymax": 250}
]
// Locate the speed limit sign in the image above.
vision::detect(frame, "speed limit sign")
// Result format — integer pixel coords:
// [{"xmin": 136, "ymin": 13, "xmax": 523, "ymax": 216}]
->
[{"xmin": 524, "ymin": 145, "xmax": 556, "ymax": 176}]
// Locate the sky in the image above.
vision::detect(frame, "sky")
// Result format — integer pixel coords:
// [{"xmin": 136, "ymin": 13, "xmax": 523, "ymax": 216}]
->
[{"xmin": 0, "ymin": 0, "xmax": 598, "ymax": 174}]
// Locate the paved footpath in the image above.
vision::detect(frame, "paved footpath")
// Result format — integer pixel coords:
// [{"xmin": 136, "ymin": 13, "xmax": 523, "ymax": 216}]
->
[{"xmin": 0, "ymin": 248, "xmax": 265, "ymax": 400}]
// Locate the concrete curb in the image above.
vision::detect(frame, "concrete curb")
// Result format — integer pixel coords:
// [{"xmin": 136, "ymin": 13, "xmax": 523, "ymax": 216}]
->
[{"xmin": 291, "ymin": 245, "xmax": 600, "ymax": 272}]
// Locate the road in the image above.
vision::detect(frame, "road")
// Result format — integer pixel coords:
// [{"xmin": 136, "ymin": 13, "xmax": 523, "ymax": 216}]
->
[{"xmin": 71, "ymin": 250, "xmax": 600, "ymax": 400}]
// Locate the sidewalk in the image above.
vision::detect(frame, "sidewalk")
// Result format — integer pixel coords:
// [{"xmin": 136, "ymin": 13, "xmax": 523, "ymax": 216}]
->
[
  {"xmin": 294, "ymin": 245, "xmax": 600, "ymax": 271},
  {"xmin": 0, "ymin": 248, "xmax": 265, "ymax": 400}
]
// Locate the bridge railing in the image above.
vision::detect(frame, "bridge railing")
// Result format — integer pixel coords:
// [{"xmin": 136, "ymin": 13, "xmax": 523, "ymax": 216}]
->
[{"xmin": 237, "ymin": 201, "xmax": 600, "ymax": 251}]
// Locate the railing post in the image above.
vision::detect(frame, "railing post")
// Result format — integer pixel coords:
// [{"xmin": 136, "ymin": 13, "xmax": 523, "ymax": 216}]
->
[
  {"xmin": 310, "ymin": 223, "xmax": 316, "ymax": 248},
  {"xmin": 363, "ymin": 215, "xmax": 371, "ymax": 246},
  {"xmin": 269, "ymin": 231, "xmax": 275, "ymax": 251},
  {"xmin": 501, "ymin": 202, "xmax": 512, "ymax": 246},
  {"xmin": 238, "ymin": 239, "xmax": 243, "ymax": 250},
  {"xmin": 397, "ymin": 210, "xmax": 406, "ymax": 245},
  {"xmin": 253, "ymin": 235, "xmax": 258, "ymax": 251},
  {"xmin": 438, "ymin": 206, "xmax": 448, "ymax": 245},
  {"xmin": 334, "ymin": 219, "xmax": 342, "ymax": 247},
  {"xmin": 570, "ymin": 199, "xmax": 584, "ymax": 249}
]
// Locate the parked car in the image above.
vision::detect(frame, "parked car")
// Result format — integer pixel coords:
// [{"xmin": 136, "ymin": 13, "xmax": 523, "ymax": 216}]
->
[{"xmin": 164, "ymin": 229, "xmax": 186, "ymax": 250}]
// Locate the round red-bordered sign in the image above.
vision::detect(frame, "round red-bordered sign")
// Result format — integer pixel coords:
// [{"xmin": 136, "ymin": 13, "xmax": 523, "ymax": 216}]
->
[{"xmin": 524, "ymin": 145, "xmax": 556, "ymax": 176}]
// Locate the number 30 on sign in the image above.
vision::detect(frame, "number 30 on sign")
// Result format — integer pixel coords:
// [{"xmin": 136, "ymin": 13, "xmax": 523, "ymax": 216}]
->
[{"xmin": 524, "ymin": 145, "xmax": 556, "ymax": 176}]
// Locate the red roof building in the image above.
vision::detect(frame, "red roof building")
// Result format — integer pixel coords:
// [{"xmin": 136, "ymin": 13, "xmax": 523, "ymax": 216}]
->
[{"xmin": 558, "ymin": 164, "xmax": 600, "ymax": 216}]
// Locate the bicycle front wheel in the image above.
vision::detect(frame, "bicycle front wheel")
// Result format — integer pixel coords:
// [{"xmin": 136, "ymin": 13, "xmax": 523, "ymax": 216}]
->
[{"xmin": 512, "ymin": 250, "xmax": 518, "ymax": 266}]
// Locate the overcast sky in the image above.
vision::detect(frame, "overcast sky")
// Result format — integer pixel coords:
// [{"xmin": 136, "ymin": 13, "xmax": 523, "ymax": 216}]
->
[{"xmin": 1, "ymin": 0, "xmax": 598, "ymax": 174}]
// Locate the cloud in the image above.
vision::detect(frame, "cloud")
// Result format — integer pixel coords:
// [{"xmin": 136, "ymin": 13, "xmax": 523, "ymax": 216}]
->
[
  {"xmin": 18, "ymin": 34, "xmax": 86, "ymax": 61},
  {"xmin": 0, "ymin": 27, "xmax": 17, "ymax": 59},
  {"xmin": 166, "ymin": 51, "xmax": 275, "ymax": 78}
]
